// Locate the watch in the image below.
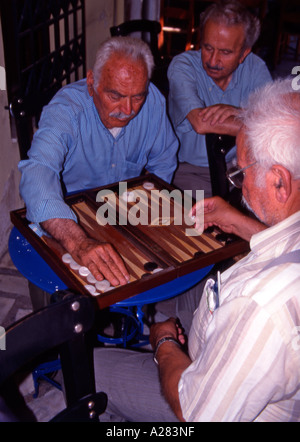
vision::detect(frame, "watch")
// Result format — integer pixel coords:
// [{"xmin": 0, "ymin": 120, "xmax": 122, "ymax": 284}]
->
[{"xmin": 153, "ymin": 336, "xmax": 181, "ymax": 365}]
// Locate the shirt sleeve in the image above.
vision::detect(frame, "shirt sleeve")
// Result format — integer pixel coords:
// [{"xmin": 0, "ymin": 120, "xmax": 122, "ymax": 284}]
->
[
  {"xmin": 239, "ymin": 54, "xmax": 273, "ymax": 108},
  {"xmin": 179, "ymin": 296, "xmax": 298, "ymax": 422},
  {"xmin": 168, "ymin": 54, "xmax": 205, "ymax": 129},
  {"xmin": 142, "ymin": 86, "xmax": 178, "ymax": 183},
  {"xmin": 18, "ymin": 100, "xmax": 78, "ymax": 224}
]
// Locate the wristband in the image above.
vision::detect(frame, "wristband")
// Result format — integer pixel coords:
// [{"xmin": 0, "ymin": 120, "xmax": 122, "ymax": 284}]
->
[{"xmin": 153, "ymin": 337, "xmax": 181, "ymax": 365}]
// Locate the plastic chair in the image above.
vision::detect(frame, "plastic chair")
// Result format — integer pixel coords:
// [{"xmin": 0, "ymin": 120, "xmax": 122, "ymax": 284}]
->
[{"xmin": 0, "ymin": 290, "xmax": 107, "ymax": 422}]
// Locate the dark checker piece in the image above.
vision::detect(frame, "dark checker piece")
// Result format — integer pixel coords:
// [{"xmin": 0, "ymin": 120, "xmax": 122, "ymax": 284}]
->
[{"xmin": 144, "ymin": 262, "xmax": 158, "ymax": 272}]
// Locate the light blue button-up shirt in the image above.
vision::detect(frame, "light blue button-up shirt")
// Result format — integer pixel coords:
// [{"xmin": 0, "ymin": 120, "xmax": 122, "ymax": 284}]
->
[
  {"xmin": 168, "ymin": 50, "xmax": 272, "ymax": 167},
  {"xmin": 19, "ymin": 80, "xmax": 178, "ymax": 223}
]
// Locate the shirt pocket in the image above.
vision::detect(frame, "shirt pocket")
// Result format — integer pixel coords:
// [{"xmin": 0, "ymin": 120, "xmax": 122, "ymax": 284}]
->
[{"xmin": 115, "ymin": 159, "xmax": 145, "ymax": 182}]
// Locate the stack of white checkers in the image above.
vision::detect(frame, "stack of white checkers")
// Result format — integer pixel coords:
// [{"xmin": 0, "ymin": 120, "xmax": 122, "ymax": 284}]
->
[{"xmin": 62, "ymin": 253, "xmax": 113, "ymax": 296}]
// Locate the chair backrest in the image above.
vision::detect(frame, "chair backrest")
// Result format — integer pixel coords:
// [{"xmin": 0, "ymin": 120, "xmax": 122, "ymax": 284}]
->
[
  {"xmin": 110, "ymin": 19, "xmax": 162, "ymax": 66},
  {"xmin": 0, "ymin": 291, "xmax": 107, "ymax": 422},
  {"xmin": 206, "ymin": 133, "xmax": 236, "ymax": 200}
]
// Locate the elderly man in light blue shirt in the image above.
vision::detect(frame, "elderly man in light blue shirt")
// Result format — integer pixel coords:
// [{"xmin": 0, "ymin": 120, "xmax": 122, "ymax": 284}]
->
[
  {"xmin": 168, "ymin": 0, "xmax": 272, "ymax": 198},
  {"xmin": 18, "ymin": 37, "xmax": 178, "ymax": 288}
]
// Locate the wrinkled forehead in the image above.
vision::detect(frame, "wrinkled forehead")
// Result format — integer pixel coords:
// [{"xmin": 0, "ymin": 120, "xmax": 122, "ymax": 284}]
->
[{"xmin": 100, "ymin": 53, "xmax": 147, "ymax": 81}]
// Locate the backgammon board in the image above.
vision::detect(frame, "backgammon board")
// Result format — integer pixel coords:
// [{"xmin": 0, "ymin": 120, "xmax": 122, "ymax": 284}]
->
[{"xmin": 10, "ymin": 174, "xmax": 249, "ymax": 309}]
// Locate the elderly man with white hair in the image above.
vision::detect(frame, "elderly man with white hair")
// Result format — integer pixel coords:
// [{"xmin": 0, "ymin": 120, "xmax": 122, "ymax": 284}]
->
[
  {"xmin": 18, "ymin": 37, "xmax": 178, "ymax": 308},
  {"xmin": 94, "ymin": 77, "xmax": 300, "ymax": 422}
]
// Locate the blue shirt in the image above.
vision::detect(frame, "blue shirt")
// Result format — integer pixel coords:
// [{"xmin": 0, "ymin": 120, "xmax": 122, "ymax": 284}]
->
[
  {"xmin": 167, "ymin": 50, "xmax": 272, "ymax": 167},
  {"xmin": 19, "ymin": 80, "xmax": 178, "ymax": 223}
]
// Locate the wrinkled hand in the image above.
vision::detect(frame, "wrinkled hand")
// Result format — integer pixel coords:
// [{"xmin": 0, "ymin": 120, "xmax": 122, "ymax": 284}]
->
[
  {"xmin": 190, "ymin": 196, "xmax": 241, "ymax": 235},
  {"xmin": 150, "ymin": 318, "xmax": 186, "ymax": 350},
  {"xmin": 41, "ymin": 218, "xmax": 130, "ymax": 287},
  {"xmin": 73, "ymin": 237, "xmax": 130, "ymax": 287},
  {"xmin": 199, "ymin": 104, "xmax": 241, "ymax": 126}
]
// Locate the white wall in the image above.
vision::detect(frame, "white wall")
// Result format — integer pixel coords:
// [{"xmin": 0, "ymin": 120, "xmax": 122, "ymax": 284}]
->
[{"xmin": 85, "ymin": 0, "xmax": 124, "ymax": 70}]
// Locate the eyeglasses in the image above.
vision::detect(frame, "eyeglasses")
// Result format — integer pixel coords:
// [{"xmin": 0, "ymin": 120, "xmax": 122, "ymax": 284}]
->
[{"xmin": 226, "ymin": 162, "xmax": 257, "ymax": 189}]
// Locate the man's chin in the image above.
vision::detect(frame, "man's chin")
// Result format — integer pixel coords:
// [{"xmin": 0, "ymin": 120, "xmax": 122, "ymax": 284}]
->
[
  {"xmin": 242, "ymin": 196, "xmax": 262, "ymax": 223},
  {"xmin": 109, "ymin": 117, "xmax": 132, "ymax": 128}
]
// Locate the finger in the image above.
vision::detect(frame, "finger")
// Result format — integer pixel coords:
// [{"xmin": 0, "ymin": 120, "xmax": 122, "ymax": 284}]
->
[
  {"xmin": 200, "ymin": 106, "xmax": 216, "ymax": 122},
  {"xmin": 94, "ymin": 246, "xmax": 129, "ymax": 286},
  {"xmin": 210, "ymin": 109, "xmax": 228, "ymax": 125},
  {"xmin": 88, "ymin": 261, "xmax": 104, "ymax": 282},
  {"xmin": 105, "ymin": 246, "xmax": 130, "ymax": 282},
  {"xmin": 189, "ymin": 200, "xmax": 203, "ymax": 217}
]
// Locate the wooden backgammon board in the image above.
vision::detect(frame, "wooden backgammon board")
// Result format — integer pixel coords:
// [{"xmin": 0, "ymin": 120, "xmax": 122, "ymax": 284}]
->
[{"xmin": 10, "ymin": 174, "xmax": 249, "ymax": 309}]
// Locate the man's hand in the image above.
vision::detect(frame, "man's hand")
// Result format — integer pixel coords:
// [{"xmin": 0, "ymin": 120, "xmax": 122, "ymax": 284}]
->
[
  {"xmin": 41, "ymin": 218, "xmax": 129, "ymax": 286},
  {"xmin": 72, "ymin": 237, "xmax": 130, "ymax": 287},
  {"xmin": 187, "ymin": 104, "xmax": 242, "ymax": 136},
  {"xmin": 190, "ymin": 196, "xmax": 266, "ymax": 242},
  {"xmin": 150, "ymin": 318, "xmax": 186, "ymax": 349},
  {"xmin": 199, "ymin": 103, "xmax": 241, "ymax": 126}
]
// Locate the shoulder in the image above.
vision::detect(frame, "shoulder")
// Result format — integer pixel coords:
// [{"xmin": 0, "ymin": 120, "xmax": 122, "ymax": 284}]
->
[
  {"xmin": 46, "ymin": 79, "xmax": 91, "ymax": 113},
  {"xmin": 144, "ymin": 82, "xmax": 166, "ymax": 109},
  {"xmin": 38, "ymin": 79, "xmax": 91, "ymax": 132},
  {"xmin": 168, "ymin": 50, "xmax": 202, "ymax": 72},
  {"xmin": 241, "ymin": 53, "xmax": 271, "ymax": 75},
  {"xmin": 234, "ymin": 53, "xmax": 272, "ymax": 94}
]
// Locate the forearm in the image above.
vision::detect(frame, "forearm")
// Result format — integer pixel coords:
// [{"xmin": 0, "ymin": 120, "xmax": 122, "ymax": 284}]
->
[
  {"xmin": 187, "ymin": 107, "xmax": 242, "ymax": 137},
  {"xmin": 231, "ymin": 213, "xmax": 267, "ymax": 242},
  {"xmin": 204, "ymin": 116, "xmax": 242, "ymax": 136},
  {"xmin": 155, "ymin": 343, "xmax": 191, "ymax": 421},
  {"xmin": 150, "ymin": 319, "xmax": 192, "ymax": 421},
  {"xmin": 41, "ymin": 218, "xmax": 87, "ymax": 254}
]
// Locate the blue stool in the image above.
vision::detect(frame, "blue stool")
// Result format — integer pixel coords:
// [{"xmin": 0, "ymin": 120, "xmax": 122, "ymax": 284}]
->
[
  {"xmin": 32, "ymin": 359, "xmax": 62, "ymax": 398},
  {"xmin": 97, "ymin": 265, "xmax": 212, "ymax": 347},
  {"xmin": 9, "ymin": 227, "xmax": 212, "ymax": 389}
]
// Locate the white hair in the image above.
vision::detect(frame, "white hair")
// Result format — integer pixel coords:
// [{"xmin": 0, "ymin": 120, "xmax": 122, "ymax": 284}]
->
[
  {"xmin": 92, "ymin": 36, "xmax": 154, "ymax": 89},
  {"xmin": 240, "ymin": 77, "xmax": 300, "ymax": 180}
]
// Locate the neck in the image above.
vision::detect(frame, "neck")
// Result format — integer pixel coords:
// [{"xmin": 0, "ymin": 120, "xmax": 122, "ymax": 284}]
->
[{"xmin": 214, "ymin": 74, "xmax": 232, "ymax": 91}]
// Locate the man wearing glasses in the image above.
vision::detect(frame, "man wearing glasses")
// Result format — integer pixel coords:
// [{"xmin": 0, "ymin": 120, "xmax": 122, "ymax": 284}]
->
[{"xmin": 94, "ymin": 78, "xmax": 300, "ymax": 422}]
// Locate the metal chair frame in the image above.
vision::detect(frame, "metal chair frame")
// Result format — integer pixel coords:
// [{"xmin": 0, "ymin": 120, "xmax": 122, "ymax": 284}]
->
[{"xmin": 0, "ymin": 290, "xmax": 107, "ymax": 422}]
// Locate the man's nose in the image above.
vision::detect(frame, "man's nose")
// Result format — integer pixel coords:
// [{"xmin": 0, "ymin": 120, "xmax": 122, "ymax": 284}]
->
[
  {"xmin": 209, "ymin": 50, "xmax": 218, "ymax": 66},
  {"xmin": 120, "ymin": 97, "xmax": 132, "ymax": 115}
]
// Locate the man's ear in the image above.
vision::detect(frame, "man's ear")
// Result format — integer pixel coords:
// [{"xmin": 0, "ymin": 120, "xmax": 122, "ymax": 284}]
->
[
  {"xmin": 239, "ymin": 47, "xmax": 251, "ymax": 64},
  {"xmin": 271, "ymin": 165, "xmax": 292, "ymax": 203},
  {"xmin": 86, "ymin": 70, "xmax": 94, "ymax": 96}
]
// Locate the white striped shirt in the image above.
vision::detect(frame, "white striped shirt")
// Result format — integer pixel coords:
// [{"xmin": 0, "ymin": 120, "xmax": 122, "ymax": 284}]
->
[{"xmin": 179, "ymin": 211, "xmax": 300, "ymax": 421}]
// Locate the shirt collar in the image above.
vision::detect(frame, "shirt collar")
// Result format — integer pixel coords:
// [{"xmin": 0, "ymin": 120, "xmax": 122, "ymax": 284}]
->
[{"xmin": 250, "ymin": 211, "xmax": 300, "ymax": 256}]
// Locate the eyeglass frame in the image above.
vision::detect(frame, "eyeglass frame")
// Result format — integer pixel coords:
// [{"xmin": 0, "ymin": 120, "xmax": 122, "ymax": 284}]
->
[{"xmin": 226, "ymin": 161, "xmax": 257, "ymax": 189}]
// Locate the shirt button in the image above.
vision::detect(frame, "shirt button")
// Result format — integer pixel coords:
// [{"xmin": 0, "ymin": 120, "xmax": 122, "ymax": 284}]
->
[{"xmin": 111, "ymin": 163, "xmax": 116, "ymax": 168}]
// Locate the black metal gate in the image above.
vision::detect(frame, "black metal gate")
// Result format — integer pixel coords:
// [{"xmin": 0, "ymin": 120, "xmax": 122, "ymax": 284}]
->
[{"xmin": 0, "ymin": 0, "xmax": 86, "ymax": 159}]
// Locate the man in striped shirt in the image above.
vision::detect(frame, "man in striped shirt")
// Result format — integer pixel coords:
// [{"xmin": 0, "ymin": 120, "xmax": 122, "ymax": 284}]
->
[{"xmin": 94, "ymin": 78, "xmax": 300, "ymax": 421}]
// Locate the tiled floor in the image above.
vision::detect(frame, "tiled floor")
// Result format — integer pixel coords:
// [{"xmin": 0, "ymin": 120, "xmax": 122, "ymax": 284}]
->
[{"xmin": 0, "ymin": 46, "xmax": 299, "ymax": 421}]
